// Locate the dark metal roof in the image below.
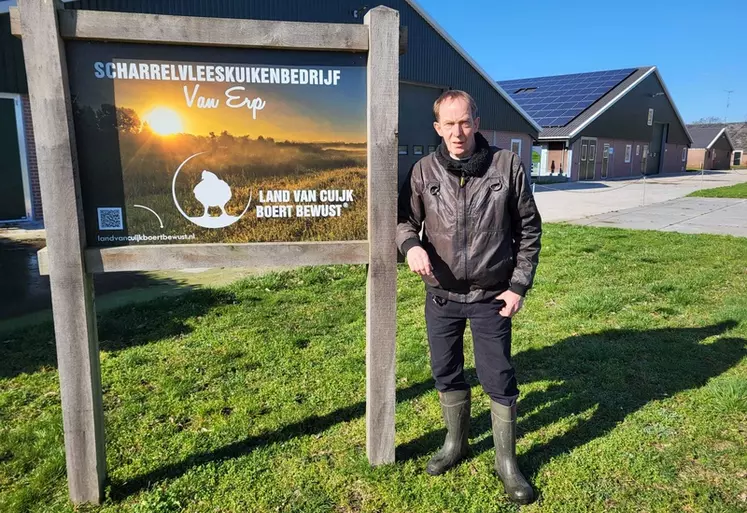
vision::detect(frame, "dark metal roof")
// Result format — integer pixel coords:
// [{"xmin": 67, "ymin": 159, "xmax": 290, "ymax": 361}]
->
[
  {"xmin": 686, "ymin": 126, "xmax": 726, "ymax": 149},
  {"xmin": 687, "ymin": 123, "xmax": 746, "ymax": 150},
  {"xmin": 725, "ymin": 124, "xmax": 747, "ymax": 150},
  {"xmin": 498, "ymin": 68, "xmax": 636, "ymax": 128},
  {"xmin": 535, "ymin": 67, "xmax": 654, "ymax": 139},
  {"xmin": 726, "ymin": 123, "xmax": 747, "ymax": 150}
]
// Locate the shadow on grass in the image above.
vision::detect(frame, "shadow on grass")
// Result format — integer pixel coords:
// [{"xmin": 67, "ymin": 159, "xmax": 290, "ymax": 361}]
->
[
  {"xmin": 0, "ymin": 238, "xmax": 50, "ymax": 319},
  {"xmin": 0, "ymin": 288, "xmax": 241, "ymax": 379},
  {"xmin": 111, "ymin": 321, "xmax": 744, "ymax": 500},
  {"xmin": 0, "ymin": 237, "xmax": 211, "ymax": 324},
  {"xmin": 109, "ymin": 379, "xmax": 435, "ymax": 501},
  {"xmin": 401, "ymin": 321, "xmax": 745, "ymax": 478}
]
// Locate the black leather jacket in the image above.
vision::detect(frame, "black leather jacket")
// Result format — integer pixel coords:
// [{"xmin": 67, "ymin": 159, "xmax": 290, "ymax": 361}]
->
[{"xmin": 396, "ymin": 147, "xmax": 542, "ymax": 303}]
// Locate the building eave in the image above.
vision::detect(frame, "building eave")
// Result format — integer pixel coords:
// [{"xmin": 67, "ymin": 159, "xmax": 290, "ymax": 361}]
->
[{"xmin": 537, "ymin": 135, "xmax": 570, "ymax": 141}]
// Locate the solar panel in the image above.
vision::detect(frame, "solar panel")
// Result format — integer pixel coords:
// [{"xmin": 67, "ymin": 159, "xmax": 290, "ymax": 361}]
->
[{"xmin": 499, "ymin": 68, "xmax": 636, "ymax": 128}]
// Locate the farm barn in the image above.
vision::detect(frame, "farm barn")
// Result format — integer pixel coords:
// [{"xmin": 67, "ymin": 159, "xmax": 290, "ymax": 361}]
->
[
  {"xmin": 685, "ymin": 125, "xmax": 735, "ymax": 171},
  {"xmin": 0, "ymin": 0, "xmax": 540, "ymax": 225},
  {"xmin": 686, "ymin": 123, "xmax": 744, "ymax": 169},
  {"xmin": 499, "ymin": 66, "xmax": 692, "ymax": 181}
]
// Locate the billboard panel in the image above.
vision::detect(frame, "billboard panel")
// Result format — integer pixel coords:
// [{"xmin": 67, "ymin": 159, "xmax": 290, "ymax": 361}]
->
[{"xmin": 66, "ymin": 42, "xmax": 367, "ymax": 246}]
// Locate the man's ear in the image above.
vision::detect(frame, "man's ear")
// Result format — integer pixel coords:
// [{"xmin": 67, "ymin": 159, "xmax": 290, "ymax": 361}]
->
[
  {"xmin": 474, "ymin": 116, "xmax": 480, "ymax": 133},
  {"xmin": 433, "ymin": 121, "xmax": 443, "ymax": 138}
]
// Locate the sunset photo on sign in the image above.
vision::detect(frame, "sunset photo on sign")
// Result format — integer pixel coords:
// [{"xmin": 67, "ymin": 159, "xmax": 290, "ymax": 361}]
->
[
  {"xmin": 142, "ymin": 107, "xmax": 183, "ymax": 135},
  {"xmin": 66, "ymin": 42, "xmax": 367, "ymax": 246}
]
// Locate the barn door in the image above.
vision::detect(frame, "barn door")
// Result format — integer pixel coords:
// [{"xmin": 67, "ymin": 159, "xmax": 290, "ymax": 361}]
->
[
  {"xmin": 601, "ymin": 143, "xmax": 610, "ymax": 179},
  {"xmin": 579, "ymin": 138, "xmax": 597, "ymax": 180}
]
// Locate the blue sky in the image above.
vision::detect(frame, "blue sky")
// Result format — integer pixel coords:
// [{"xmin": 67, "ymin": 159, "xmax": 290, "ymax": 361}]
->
[{"xmin": 418, "ymin": 0, "xmax": 746, "ymax": 124}]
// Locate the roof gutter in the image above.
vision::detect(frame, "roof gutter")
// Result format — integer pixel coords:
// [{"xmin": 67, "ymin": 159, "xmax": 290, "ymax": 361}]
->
[
  {"xmin": 537, "ymin": 135, "xmax": 571, "ymax": 141},
  {"xmin": 404, "ymin": 0, "xmax": 542, "ymax": 134}
]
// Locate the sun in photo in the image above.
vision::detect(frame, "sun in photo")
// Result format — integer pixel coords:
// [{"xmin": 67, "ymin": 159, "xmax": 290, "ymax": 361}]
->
[{"xmin": 143, "ymin": 106, "xmax": 183, "ymax": 135}]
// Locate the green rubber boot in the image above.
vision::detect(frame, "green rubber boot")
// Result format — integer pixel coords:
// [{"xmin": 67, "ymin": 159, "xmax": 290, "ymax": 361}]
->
[
  {"xmin": 426, "ymin": 389, "xmax": 471, "ymax": 475},
  {"xmin": 491, "ymin": 401, "xmax": 535, "ymax": 505}
]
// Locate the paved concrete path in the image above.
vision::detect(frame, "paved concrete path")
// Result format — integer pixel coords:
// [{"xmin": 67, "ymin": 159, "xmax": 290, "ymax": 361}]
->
[
  {"xmin": 570, "ymin": 197, "xmax": 747, "ymax": 237},
  {"xmin": 534, "ymin": 170, "xmax": 747, "ymax": 222}
]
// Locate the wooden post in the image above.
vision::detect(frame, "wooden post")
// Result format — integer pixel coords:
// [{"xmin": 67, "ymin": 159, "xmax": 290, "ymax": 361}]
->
[
  {"xmin": 364, "ymin": 6, "xmax": 399, "ymax": 465},
  {"xmin": 18, "ymin": 0, "xmax": 106, "ymax": 504}
]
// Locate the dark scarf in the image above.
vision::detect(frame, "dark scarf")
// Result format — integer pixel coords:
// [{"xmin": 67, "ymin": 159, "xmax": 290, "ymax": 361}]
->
[{"xmin": 435, "ymin": 132, "xmax": 493, "ymax": 185}]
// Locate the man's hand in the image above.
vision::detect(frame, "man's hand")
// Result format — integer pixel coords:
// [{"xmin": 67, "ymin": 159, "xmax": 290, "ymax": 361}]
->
[
  {"xmin": 496, "ymin": 290, "xmax": 524, "ymax": 318},
  {"xmin": 406, "ymin": 246, "xmax": 433, "ymax": 278}
]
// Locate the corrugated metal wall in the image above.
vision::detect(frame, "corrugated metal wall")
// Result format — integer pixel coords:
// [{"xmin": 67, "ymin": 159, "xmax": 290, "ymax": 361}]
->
[
  {"xmin": 61, "ymin": 0, "xmax": 535, "ymax": 135},
  {"xmin": 0, "ymin": 14, "xmax": 27, "ymax": 94}
]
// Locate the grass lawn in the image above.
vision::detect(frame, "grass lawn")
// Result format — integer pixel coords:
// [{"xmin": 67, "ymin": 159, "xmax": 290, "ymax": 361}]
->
[
  {"xmin": 688, "ymin": 181, "xmax": 747, "ymax": 199},
  {"xmin": 1, "ymin": 224, "xmax": 746, "ymax": 512}
]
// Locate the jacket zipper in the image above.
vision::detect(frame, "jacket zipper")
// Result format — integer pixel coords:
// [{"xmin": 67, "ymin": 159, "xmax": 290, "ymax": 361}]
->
[{"xmin": 461, "ymin": 172, "xmax": 468, "ymax": 281}]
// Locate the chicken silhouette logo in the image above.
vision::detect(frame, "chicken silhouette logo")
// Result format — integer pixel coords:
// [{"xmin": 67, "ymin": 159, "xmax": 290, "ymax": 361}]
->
[
  {"xmin": 172, "ymin": 152, "xmax": 252, "ymax": 228},
  {"xmin": 194, "ymin": 171, "xmax": 231, "ymax": 217}
]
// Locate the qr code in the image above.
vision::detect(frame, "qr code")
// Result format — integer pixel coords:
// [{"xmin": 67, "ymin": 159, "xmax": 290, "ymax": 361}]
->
[{"xmin": 97, "ymin": 207, "xmax": 124, "ymax": 230}]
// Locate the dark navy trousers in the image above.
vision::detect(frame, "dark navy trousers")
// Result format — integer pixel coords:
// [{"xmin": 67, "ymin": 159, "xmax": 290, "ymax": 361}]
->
[{"xmin": 425, "ymin": 291, "xmax": 518, "ymax": 406}]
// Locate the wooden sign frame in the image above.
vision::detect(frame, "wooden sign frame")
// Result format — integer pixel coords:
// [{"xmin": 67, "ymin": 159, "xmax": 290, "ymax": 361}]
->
[{"xmin": 12, "ymin": 0, "xmax": 399, "ymax": 504}]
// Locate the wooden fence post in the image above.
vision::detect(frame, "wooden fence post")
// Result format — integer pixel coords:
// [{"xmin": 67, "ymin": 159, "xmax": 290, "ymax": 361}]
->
[
  {"xmin": 18, "ymin": 0, "xmax": 106, "ymax": 503},
  {"xmin": 364, "ymin": 6, "xmax": 399, "ymax": 465}
]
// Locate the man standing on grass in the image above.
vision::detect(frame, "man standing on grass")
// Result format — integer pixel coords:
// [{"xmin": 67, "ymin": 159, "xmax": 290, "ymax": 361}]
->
[{"xmin": 396, "ymin": 90, "xmax": 541, "ymax": 504}]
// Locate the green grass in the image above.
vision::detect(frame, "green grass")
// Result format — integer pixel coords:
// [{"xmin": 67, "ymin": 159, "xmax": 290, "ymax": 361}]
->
[
  {"xmin": 688, "ymin": 181, "xmax": 747, "ymax": 198},
  {"xmin": 1, "ymin": 224, "xmax": 746, "ymax": 512}
]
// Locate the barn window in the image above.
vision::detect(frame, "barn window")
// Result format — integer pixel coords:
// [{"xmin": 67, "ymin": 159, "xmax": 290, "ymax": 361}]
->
[
  {"xmin": 636, "ymin": 145, "xmax": 640, "ymax": 156},
  {"xmin": 682, "ymin": 148, "xmax": 687, "ymax": 162},
  {"xmin": 647, "ymin": 109, "xmax": 654, "ymax": 126},
  {"xmin": 398, "ymin": 145, "xmax": 408, "ymax": 155},
  {"xmin": 733, "ymin": 151, "xmax": 742, "ymax": 166},
  {"xmin": 625, "ymin": 145, "xmax": 632, "ymax": 163},
  {"xmin": 510, "ymin": 139, "xmax": 522, "ymax": 156},
  {"xmin": 413, "ymin": 145, "xmax": 423, "ymax": 155},
  {"xmin": 428, "ymin": 145, "xmax": 437, "ymax": 154}
]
